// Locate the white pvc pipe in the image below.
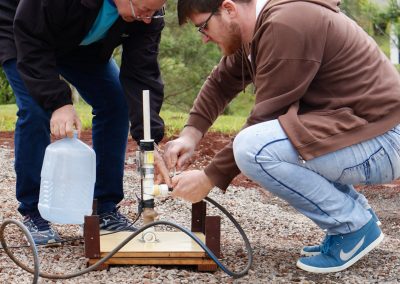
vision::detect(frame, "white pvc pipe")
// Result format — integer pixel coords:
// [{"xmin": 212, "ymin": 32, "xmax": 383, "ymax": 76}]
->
[{"xmin": 142, "ymin": 90, "xmax": 151, "ymax": 140}]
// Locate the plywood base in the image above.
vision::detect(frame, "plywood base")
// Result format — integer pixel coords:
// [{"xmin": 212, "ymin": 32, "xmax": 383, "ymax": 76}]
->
[{"xmin": 87, "ymin": 231, "xmax": 218, "ymax": 271}]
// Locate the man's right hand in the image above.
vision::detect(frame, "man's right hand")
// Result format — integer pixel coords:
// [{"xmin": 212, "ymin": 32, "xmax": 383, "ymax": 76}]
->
[
  {"xmin": 163, "ymin": 126, "xmax": 203, "ymax": 171},
  {"xmin": 50, "ymin": 104, "xmax": 82, "ymax": 139}
]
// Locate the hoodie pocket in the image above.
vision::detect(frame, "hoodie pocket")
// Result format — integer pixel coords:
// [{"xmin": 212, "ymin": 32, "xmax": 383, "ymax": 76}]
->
[{"xmin": 299, "ymin": 107, "xmax": 368, "ymax": 140}]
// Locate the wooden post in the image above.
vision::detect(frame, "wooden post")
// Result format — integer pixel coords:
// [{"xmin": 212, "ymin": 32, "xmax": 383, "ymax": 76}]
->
[
  {"xmin": 191, "ymin": 201, "xmax": 206, "ymax": 233},
  {"xmin": 84, "ymin": 215, "xmax": 100, "ymax": 259},
  {"xmin": 84, "ymin": 199, "xmax": 100, "ymax": 259},
  {"xmin": 205, "ymin": 216, "xmax": 221, "ymax": 258}
]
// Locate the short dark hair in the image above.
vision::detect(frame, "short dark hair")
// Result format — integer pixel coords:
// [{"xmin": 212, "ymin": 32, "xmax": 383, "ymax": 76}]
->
[{"xmin": 177, "ymin": 0, "xmax": 251, "ymax": 25}]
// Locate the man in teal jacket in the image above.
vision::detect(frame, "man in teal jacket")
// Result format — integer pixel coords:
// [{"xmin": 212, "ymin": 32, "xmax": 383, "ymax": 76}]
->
[{"xmin": 0, "ymin": 0, "xmax": 167, "ymax": 245}]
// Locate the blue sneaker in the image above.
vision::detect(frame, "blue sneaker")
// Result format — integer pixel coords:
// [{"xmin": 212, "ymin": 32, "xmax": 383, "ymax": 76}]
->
[
  {"xmin": 300, "ymin": 208, "xmax": 381, "ymax": 257},
  {"xmin": 297, "ymin": 218, "xmax": 384, "ymax": 273},
  {"xmin": 99, "ymin": 208, "xmax": 138, "ymax": 233},
  {"xmin": 23, "ymin": 214, "xmax": 61, "ymax": 246},
  {"xmin": 368, "ymin": 208, "xmax": 381, "ymax": 226}
]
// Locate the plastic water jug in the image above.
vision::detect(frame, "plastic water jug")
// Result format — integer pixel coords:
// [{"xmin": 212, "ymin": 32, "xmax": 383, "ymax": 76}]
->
[{"xmin": 38, "ymin": 132, "xmax": 96, "ymax": 224}]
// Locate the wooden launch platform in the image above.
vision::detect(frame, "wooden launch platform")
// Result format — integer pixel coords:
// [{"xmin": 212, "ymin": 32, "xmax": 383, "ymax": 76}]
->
[{"xmin": 84, "ymin": 201, "xmax": 221, "ymax": 271}]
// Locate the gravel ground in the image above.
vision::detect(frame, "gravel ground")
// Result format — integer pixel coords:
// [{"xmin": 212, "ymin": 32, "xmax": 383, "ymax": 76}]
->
[{"xmin": 0, "ymin": 144, "xmax": 399, "ymax": 283}]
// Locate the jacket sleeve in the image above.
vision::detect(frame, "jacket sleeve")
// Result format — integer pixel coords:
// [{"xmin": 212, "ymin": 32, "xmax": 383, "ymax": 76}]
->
[
  {"xmin": 0, "ymin": 0, "xmax": 18, "ymax": 65},
  {"xmin": 120, "ymin": 19, "xmax": 165, "ymax": 143},
  {"xmin": 13, "ymin": 0, "xmax": 73, "ymax": 111}
]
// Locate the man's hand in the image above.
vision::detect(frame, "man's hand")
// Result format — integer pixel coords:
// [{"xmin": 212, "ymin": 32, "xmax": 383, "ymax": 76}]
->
[
  {"xmin": 50, "ymin": 104, "xmax": 81, "ymax": 138},
  {"xmin": 170, "ymin": 170, "xmax": 214, "ymax": 203},
  {"xmin": 164, "ymin": 126, "xmax": 203, "ymax": 171}
]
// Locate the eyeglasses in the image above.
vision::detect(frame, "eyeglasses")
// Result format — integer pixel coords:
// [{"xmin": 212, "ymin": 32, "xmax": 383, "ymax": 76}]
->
[
  {"xmin": 128, "ymin": 0, "xmax": 165, "ymax": 20},
  {"xmin": 197, "ymin": 10, "xmax": 216, "ymax": 35}
]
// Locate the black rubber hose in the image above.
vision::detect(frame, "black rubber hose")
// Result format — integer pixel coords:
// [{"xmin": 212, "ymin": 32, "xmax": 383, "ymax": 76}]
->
[{"xmin": 0, "ymin": 219, "xmax": 40, "ymax": 284}]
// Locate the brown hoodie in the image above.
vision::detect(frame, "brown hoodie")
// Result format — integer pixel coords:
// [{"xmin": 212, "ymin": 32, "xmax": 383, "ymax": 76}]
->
[{"xmin": 186, "ymin": 0, "xmax": 400, "ymax": 190}]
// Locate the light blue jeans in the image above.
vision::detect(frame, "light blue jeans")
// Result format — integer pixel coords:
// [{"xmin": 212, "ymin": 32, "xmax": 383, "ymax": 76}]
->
[{"xmin": 233, "ymin": 120, "xmax": 400, "ymax": 234}]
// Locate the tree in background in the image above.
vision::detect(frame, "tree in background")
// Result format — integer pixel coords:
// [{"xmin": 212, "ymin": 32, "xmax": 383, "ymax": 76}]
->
[
  {"xmin": 0, "ymin": 68, "xmax": 14, "ymax": 104},
  {"xmin": 159, "ymin": 0, "xmax": 221, "ymax": 111}
]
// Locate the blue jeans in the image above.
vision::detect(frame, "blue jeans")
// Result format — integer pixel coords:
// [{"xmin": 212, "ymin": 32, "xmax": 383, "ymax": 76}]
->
[
  {"xmin": 233, "ymin": 119, "xmax": 400, "ymax": 234},
  {"xmin": 3, "ymin": 58, "xmax": 129, "ymax": 216}
]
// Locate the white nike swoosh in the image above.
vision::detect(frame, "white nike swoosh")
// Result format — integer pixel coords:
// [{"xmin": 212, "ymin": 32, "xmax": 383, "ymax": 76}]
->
[{"xmin": 339, "ymin": 236, "xmax": 365, "ymax": 261}]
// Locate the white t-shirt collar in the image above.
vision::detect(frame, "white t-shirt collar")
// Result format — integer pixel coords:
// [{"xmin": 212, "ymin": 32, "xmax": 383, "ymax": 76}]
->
[{"xmin": 256, "ymin": 0, "xmax": 270, "ymax": 18}]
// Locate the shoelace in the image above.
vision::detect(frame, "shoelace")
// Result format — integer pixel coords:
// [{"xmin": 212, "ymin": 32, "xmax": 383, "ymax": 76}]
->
[
  {"xmin": 101, "ymin": 209, "xmax": 133, "ymax": 226},
  {"xmin": 321, "ymin": 234, "xmax": 334, "ymax": 254},
  {"xmin": 27, "ymin": 215, "xmax": 51, "ymax": 231},
  {"xmin": 115, "ymin": 211, "xmax": 134, "ymax": 226}
]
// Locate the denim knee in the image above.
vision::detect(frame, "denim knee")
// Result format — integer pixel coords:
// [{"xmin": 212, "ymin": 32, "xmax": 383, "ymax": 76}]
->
[
  {"xmin": 16, "ymin": 100, "xmax": 49, "ymax": 128},
  {"xmin": 233, "ymin": 127, "xmax": 258, "ymax": 175}
]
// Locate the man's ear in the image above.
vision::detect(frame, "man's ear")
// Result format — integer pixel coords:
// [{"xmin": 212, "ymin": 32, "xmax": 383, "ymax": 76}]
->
[{"xmin": 221, "ymin": 0, "xmax": 237, "ymax": 17}]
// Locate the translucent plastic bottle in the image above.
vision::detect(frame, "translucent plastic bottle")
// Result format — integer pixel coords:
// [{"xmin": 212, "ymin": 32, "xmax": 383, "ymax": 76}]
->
[{"xmin": 38, "ymin": 132, "xmax": 96, "ymax": 224}]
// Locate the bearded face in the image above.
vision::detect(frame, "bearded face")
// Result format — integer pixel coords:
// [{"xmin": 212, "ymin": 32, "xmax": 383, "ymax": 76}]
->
[{"xmin": 219, "ymin": 20, "xmax": 242, "ymax": 55}]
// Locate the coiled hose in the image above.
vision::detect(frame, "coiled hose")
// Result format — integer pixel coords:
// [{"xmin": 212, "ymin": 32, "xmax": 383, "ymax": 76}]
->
[{"xmin": 0, "ymin": 197, "xmax": 253, "ymax": 283}]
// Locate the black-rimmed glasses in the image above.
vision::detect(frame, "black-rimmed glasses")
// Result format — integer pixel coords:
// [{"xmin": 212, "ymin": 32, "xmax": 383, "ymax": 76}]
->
[
  {"xmin": 198, "ymin": 10, "xmax": 216, "ymax": 35},
  {"xmin": 129, "ymin": 0, "xmax": 165, "ymax": 20}
]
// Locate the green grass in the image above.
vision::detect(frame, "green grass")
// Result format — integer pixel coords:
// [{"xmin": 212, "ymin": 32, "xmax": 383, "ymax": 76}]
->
[
  {"xmin": 75, "ymin": 102, "xmax": 94, "ymax": 130},
  {"xmin": 162, "ymin": 109, "xmax": 247, "ymax": 137},
  {"xmin": 0, "ymin": 102, "xmax": 248, "ymax": 136},
  {"xmin": 0, "ymin": 104, "xmax": 18, "ymax": 131},
  {"xmin": 0, "ymin": 102, "xmax": 95, "ymax": 132}
]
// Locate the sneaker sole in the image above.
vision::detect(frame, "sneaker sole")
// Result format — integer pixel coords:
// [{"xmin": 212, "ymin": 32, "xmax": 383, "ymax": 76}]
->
[
  {"xmin": 100, "ymin": 229, "xmax": 115, "ymax": 234},
  {"xmin": 43, "ymin": 241, "xmax": 62, "ymax": 247},
  {"xmin": 23, "ymin": 236, "xmax": 62, "ymax": 247},
  {"xmin": 296, "ymin": 232, "xmax": 384, "ymax": 273}
]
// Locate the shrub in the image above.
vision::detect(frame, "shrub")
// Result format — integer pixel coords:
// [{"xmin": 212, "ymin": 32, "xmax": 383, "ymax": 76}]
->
[{"xmin": 0, "ymin": 67, "xmax": 14, "ymax": 104}]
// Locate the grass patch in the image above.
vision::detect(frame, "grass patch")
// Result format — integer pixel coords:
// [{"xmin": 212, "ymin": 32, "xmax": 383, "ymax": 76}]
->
[
  {"xmin": 0, "ymin": 104, "xmax": 18, "ymax": 131},
  {"xmin": 0, "ymin": 103, "xmax": 247, "ymax": 136},
  {"xmin": 75, "ymin": 102, "xmax": 94, "ymax": 130},
  {"xmin": 162, "ymin": 110, "xmax": 246, "ymax": 137},
  {"xmin": 0, "ymin": 102, "xmax": 94, "ymax": 132}
]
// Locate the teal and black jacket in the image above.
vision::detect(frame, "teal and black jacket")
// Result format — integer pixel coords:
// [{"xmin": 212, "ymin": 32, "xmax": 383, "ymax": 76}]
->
[{"xmin": 0, "ymin": 0, "xmax": 165, "ymax": 143}]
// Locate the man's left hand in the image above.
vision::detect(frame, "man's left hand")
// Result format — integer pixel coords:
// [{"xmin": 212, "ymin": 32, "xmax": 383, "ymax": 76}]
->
[
  {"xmin": 154, "ymin": 149, "xmax": 171, "ymax": 187},
  {"xmin": 170, "ymin": 170, "xmax": 214, "ymax": 203}
]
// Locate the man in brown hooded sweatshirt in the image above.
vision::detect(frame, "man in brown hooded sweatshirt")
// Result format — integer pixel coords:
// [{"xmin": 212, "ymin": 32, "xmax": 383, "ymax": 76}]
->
[{"xmin": 163, "ymin": 0, "xmax": 400, "ymax": 274}]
